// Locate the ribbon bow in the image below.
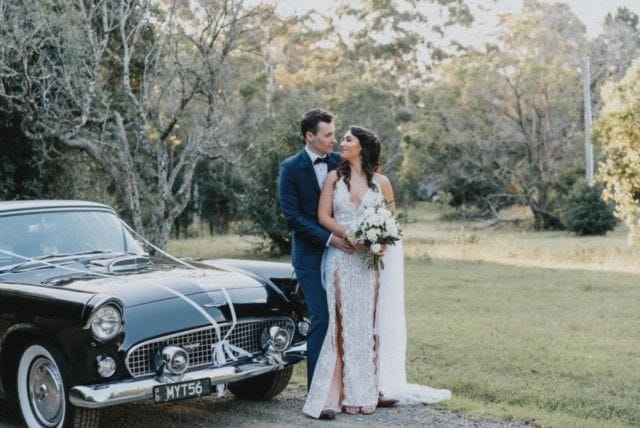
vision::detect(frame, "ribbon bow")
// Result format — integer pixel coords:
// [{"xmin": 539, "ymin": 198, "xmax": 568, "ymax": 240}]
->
[{"xmin": 211, "ymin": 339, "xmax": 253, "ymax": 396}]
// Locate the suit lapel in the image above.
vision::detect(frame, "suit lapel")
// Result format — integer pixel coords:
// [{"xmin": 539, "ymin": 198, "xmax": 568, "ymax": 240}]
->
[{"xmin": 299, "ymin": 150, "xmax": 321, "ymax": 193}]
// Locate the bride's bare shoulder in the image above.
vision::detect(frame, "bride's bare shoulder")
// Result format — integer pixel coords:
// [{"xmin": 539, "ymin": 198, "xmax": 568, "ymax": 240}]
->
[{"xmin": 373, "ymin": 173, "xmax": 391, "ymax": 187}]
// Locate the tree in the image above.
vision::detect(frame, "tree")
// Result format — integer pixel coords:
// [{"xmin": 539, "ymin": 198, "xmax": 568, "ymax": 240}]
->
[
  {"xmin": 0, "ymin": 0, "xmax": 279, "ymax": 249},
  {"xmin": 590, "ymin": 7, "xmax": 640, "ymax": 114},
  {"xmin": 332, "ymin": 0, "xmax": 473, "ymax": 101},
  {"xmin": 493, "ymin": 2, "xmax": 586, "ymax": 229},
  {"xmin": 594, "ymin": 59, "xmax": 640, "ymax": 243},
  {"xmin": 277, "ymin": 0, "xmax": 478, "ymax": 204},
  {"xmin": 403, "ymin": 0, "xmax": 587, "ymax": 228},
  {"xmin": 235, "ymin": 79, "xmax": 325, "ymax": 255},
  {"xmin": 195, "ymin": 158, "xmax": 245, "ymax": 236}
]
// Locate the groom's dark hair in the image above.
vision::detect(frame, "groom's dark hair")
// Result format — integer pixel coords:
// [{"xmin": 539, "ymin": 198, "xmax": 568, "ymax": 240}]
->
[{"xmin": 301, "ymin": 108, "xmax": 333, "ymax": 138}]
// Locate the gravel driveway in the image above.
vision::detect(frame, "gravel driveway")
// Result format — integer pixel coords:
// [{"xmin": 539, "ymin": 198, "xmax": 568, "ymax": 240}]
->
[{"xmin": 0, "ymin": 385, "xmax": 529, "ymax": 427}]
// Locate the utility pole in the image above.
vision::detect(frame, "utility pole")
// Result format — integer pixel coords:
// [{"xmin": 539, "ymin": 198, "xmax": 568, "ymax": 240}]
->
[{"xmin": 582, "ymin": 57, "xmax": 594, "ymax": 182}]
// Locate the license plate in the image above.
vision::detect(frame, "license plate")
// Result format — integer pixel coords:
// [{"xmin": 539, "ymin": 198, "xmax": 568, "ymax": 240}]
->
[{"xmin": 153, "ymin": 378, "xmax": 211, "ymax": 403}]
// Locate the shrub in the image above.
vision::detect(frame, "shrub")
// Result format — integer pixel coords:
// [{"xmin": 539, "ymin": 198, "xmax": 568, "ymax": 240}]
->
[{"xmin": 561, "ymin": 181, "xmax": 617, "ymax": 235}]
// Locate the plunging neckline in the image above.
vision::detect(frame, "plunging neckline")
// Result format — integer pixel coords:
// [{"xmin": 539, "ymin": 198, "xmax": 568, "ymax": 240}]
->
[
  {"xmin": 349, "ymin": 187, "xmax": 371, "ymax": 209},
  {"xmin": 339, "ymin": 179, "xmax": 374, "ymax": 209}
]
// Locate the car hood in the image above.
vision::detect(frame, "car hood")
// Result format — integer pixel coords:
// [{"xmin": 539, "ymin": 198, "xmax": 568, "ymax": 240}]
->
[
  {"xmin": 83, "ymin": 269, "xmax": 275, "ymax": 348},
  {"xmin": 0, "ymin": 260, "xmax": 284, "ymax": 347},
  {"xmin": 0, "ymin": 262, "xmax": 264, "ymax": 305},
  {"xmin": 79, "ymin": 268, "xmax": 274, "ymax": 347},
  {"xmin": 61, "ymin": 268, "xmax": 265, "ymax": 307}
]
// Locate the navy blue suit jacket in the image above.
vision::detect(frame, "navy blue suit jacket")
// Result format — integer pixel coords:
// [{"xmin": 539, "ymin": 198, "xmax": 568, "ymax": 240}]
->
[{"xmin": 279, "ymin": 150, "xmax": 341, "ymax": 269}]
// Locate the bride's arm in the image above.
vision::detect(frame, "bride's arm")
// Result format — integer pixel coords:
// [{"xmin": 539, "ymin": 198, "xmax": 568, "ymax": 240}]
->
[{"xmin": 318, "ymin": 171, "xmax": 352, "ymax": 240}]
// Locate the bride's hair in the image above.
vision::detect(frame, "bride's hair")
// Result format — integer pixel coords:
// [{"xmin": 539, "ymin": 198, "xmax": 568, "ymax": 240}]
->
[{"xmin": 337, "ymin": 125, "xmax": 381, "ymax": 191}]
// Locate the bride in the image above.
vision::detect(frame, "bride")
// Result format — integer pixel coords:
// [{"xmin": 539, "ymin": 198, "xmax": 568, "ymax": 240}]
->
[{"xmin": 303, "ymin": 125, "xmax": 451, "ymax": 418}]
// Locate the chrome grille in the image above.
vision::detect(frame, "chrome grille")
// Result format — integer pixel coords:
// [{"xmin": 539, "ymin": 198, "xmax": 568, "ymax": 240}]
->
[{"xmin": 126, "ymin": 317, "xmax": 292, "ymax": 378}]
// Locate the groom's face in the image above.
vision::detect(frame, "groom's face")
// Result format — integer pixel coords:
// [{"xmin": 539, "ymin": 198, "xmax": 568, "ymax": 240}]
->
[{"xmin": 306, "ymin": 121, "xmax": 336, "ymax": 156}]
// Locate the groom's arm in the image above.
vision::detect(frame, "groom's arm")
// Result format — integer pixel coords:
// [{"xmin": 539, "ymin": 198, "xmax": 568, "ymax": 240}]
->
[{"xmin": 279, "ymin": 163, "xmax": 331, "ymax": 248}]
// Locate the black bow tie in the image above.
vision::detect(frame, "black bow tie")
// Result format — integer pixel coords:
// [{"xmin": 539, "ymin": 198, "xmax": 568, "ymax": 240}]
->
[{"xmin": 314, "ymin": 156, "xmax": 328, "ymax": 165}]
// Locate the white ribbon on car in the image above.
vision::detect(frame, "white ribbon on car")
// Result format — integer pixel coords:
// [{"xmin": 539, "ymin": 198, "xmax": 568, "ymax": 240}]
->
[
  {"xmin": 156, "ymin": 285, "xmax": 250, "ymax": 396},
  {"xmin": 0, "ymin": 248, "xmax": 114, "ymax": 278},
  {"xmin": 120, "ymin": 222, "xmax": 253, "ymax": 396}
]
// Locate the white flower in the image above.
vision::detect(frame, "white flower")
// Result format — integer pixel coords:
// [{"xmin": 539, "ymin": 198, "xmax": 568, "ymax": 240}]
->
[
  {"xmin": 369, "ymin": 214, "xmax": 384, "ymax": 227},
  {"xmin": 378, "ymin": 207, "xmax": 392, "ymax": 219},
  {"xmin": 366, "ymin": 229, "xmax": 379, "ymax": 242},
  {"xmin": 370, "ymin": 243, "xmax": 381, "ymax": 254}
]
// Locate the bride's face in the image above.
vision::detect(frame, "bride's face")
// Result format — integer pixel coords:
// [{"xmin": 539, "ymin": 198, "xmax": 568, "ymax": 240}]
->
[{"xmin": 339, "ymin": 131, "xmax": 362, "ymax": 162}]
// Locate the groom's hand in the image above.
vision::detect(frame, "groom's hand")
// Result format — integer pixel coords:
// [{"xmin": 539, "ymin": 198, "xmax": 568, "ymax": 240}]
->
[{"xmin": 330, "ymin": 235, "xmax": 354, "ymax": 253}]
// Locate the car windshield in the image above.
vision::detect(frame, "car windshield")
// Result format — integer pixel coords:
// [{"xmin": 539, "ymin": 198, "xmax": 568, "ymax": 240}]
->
[{"xmin": 0, "ymin": 209, "xmax": 144, "ymax": 268}]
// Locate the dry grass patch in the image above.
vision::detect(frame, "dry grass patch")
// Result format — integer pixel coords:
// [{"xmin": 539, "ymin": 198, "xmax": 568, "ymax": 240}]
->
[
  {"xmin": 402, "ymin": 203, "xmax": 640, "ymax": 274},
  {"xmin": 167, "ymin": 234, "xmax": 266, "ymax": 260}
]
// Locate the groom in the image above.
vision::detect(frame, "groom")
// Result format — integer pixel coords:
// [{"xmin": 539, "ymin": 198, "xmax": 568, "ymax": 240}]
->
[{"xmin": 278, "ymin": 109, "xmax": 352, "ymax": 395}]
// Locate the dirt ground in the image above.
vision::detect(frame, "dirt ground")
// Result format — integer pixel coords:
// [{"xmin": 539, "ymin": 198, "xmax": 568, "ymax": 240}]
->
[{"xmin": 0, "ymin": 385, "xmax": 529, "ymax": 428}]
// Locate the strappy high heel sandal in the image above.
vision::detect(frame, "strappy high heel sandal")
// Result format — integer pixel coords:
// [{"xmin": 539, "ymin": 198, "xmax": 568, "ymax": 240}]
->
[
  {"xmin": 360, "ymin": 406, "xmax": 376, "ymax": 415},
  {"xmin": 343, "ymin": 406, "xmax": 360, "ymax": 415}
]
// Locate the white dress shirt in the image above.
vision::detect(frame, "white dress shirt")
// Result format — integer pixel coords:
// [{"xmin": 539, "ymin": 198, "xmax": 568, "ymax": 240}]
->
[{"xmin": 305, "ymin": 146, "xmax": 328, "ymax": 189}]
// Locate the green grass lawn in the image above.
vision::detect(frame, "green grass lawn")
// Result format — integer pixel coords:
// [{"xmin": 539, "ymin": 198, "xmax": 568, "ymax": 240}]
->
[
  {"xmin": 169, "ymin": 203, "xmax": 640, "ymax": 427},
  {"xmin": 403, "ymin": 259, "xmax": 639, "ymax": 427}
]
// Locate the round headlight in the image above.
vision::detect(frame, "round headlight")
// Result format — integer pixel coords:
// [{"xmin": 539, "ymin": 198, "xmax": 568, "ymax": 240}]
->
[
  {"xmin": 90, "ymin": 304, "xmax": 122, "ymax": 342},
  {"xmin": 271, "ymin": 328, "xmax": 290, "ymax": 351}
]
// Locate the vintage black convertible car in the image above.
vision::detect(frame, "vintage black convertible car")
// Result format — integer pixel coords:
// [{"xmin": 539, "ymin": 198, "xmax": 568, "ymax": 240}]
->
[{"xmin": 0, "ymin": 201, "xmax": 306, "ymax": 427}]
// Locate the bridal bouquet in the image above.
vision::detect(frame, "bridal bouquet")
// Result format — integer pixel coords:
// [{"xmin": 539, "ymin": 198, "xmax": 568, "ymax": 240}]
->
[{"xmin": 354, "ymin": 203, "xmax": 402, "ymax": 270}]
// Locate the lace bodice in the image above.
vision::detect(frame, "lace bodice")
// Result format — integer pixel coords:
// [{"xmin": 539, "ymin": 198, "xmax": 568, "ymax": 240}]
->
[{"xmin": 333, "ymin": 178, "xmax": 384, "ymax": 233}]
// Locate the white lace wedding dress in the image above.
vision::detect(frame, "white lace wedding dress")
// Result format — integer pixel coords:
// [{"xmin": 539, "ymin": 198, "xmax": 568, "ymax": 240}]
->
[{"xmin": 303, "ymin": 178, "xmax": 451, "ymax": 418}]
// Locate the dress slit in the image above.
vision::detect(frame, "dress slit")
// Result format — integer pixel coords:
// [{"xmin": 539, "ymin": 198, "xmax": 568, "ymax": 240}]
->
[{"xmin": 323, "ymin": 269, "xmax": 345, "ymax": 410}]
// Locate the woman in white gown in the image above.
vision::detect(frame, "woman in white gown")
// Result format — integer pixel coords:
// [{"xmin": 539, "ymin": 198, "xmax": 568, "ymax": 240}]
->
[{"xmin": 303, "ymin": 126, "xmax": 451, "ymax": 418}]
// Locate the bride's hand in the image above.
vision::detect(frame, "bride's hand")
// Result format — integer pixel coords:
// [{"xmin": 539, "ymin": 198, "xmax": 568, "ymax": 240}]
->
[
  {"xmin": 344, "ymin": 231, "xmax": 367, "ymax": 252},
  {"xmin": 330, "ymin": 235, "xmax": 354, "ymax": 253}
]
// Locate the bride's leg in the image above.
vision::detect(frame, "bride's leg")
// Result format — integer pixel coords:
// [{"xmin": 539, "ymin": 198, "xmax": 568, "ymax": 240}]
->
[
  {"xmin": 372, "ymin": 270, "xmax": 385, "ymax": 407},
  {"xmin": 323, "ymin": 270, "xmax": 344, "ymax": 411},
  {"xmin": 334, "ymin": 271, "xmax": 361, "ymax": 414}
]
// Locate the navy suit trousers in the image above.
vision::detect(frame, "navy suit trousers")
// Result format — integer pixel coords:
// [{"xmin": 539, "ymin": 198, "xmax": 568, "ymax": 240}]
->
[{"xmin": 295, "ymin": 267, "xmax": 329, "ymax": 389}]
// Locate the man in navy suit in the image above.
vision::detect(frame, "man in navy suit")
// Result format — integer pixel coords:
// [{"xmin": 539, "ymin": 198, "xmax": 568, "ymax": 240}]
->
[{"xmin": 278, "ymin": 109, "xmax": 353, "ymax": 395}]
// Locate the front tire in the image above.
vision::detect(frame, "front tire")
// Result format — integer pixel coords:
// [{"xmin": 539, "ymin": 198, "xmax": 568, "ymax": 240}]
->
[
  {"xmin": 16, "ymin": 343, "xmax": 99, "ymax": 428},
  {"xmin": 228, "ymin": 365, "xmax": 294, "ymax": 401}
]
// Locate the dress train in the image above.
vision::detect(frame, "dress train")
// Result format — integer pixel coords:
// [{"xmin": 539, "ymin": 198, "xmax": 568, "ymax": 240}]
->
[{"xmin": 376, "ymin": 241, "xmax": 452, "ymax": 404}]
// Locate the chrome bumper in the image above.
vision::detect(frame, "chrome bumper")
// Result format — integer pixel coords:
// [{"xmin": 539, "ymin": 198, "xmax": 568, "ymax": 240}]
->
[{"xmin": 69, "ymin": 343, "xmax": 306, "ymax": 409}]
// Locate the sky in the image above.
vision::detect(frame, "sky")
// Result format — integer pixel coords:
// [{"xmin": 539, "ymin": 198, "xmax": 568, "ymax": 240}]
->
[{"xmin": 277, "ymin": 0, "xmax": 640, "ymax": 41}]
